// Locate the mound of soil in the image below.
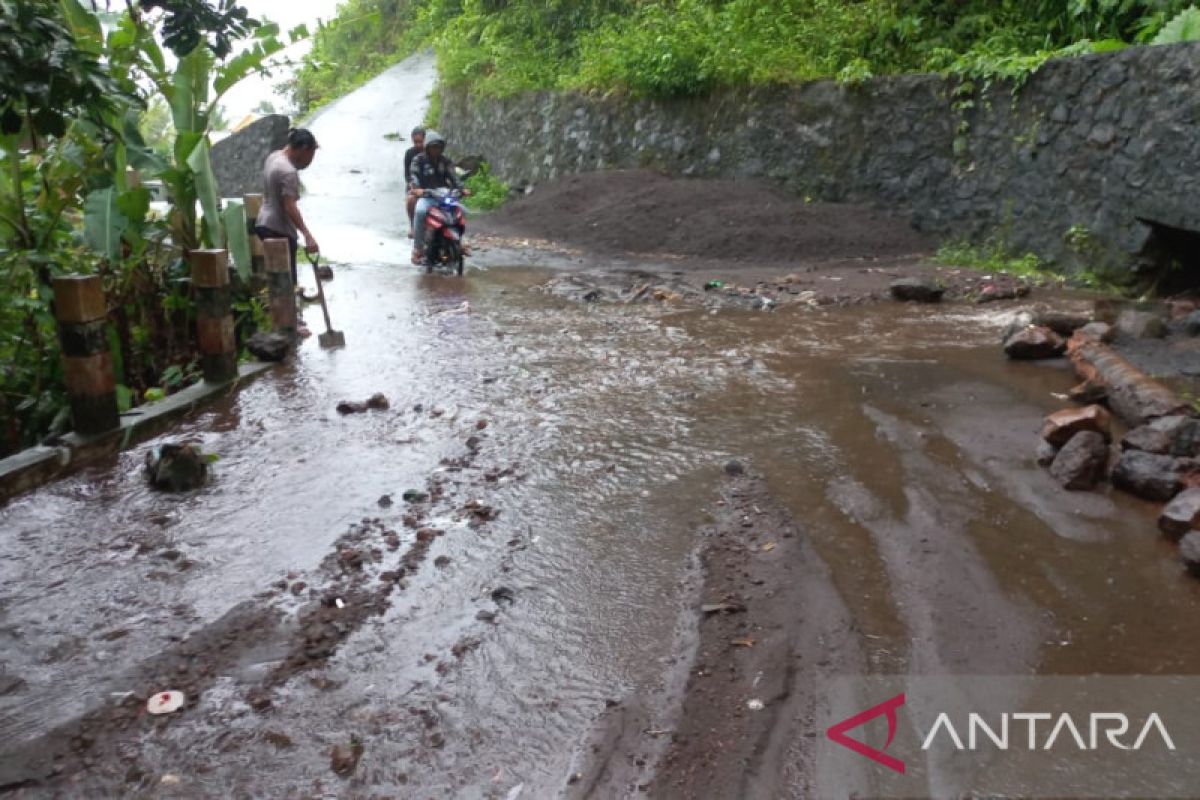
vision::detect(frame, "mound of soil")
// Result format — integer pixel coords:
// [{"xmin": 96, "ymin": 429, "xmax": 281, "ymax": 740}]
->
[{"xmin": 483, "ymin": 170, "xmax": 930, "ymax": 264}]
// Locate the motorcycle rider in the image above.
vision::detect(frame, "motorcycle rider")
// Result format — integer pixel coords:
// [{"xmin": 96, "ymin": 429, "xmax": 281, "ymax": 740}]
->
[
  {"xmin": 404, "ymin": 126, "xmax": 426, "ymax": 239},
  {"xmin": 408, "ymin": 131, "xmax": 469, "ymax": 265}
]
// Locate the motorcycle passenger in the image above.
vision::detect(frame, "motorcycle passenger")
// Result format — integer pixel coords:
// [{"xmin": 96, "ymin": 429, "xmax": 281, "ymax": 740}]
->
[
  {"xmin": 404, "ymin": 126, "xmax": 426, "ymax": 239},
  {"xmin": 409, "ymin": 131, "xmax": 468, "ymax": 265}
]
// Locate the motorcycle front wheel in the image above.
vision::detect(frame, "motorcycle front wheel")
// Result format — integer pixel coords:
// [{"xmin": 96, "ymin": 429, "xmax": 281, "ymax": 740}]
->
[{"xmin": 446, "ymin": 240, "xmax": 463, "ymax": 276}]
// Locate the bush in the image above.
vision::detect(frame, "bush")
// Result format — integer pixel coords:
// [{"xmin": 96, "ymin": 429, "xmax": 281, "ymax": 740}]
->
[{"xmin": 464, "ymin": 162, "xmax": 509, "ymax": 212}]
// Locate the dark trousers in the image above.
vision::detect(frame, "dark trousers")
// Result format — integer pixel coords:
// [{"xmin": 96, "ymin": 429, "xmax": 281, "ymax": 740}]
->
[{"xmin": 254, "ymin": 226, "xmax": 298, "ymax": 285}]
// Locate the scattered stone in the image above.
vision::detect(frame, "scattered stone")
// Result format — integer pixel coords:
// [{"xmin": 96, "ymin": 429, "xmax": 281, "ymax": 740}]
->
[
  {"xmin": 263, "ymin": 731, "xmax": 293, "ymax": 749},
  {"xmin": 1181, "ymin": 532, "xmax": 1200, "ymax": 577},
  {"xmin": 1036, "ymin": 440, "xmax": 1059, "ymax": 467},
  {"xmin": 1186, "ymin": 310, "xmax": 1200, "ymax": 337},
  {"xmin": 1000, "ymin": 312, "xmax": 1034, "ymax": 343},
  {"xmin": 1076, "ymin": 322, "xmax": 1116, "ymax": 344},
  {"xmin": 246, "ymin": 331, "xmax": 291, "ymax": 362},
  {"xmin": 491, "ymin": 586, "xmax": 516, "ymax": 605},
  {"xmin": 336, "ymin": 400, "xmax": 368, "ymax": 415},
  {"xmin": 701, "ymin": 602, "xmax": 746, "ymax": 615},
  {"xmin": 377, "ymin": 494, "xmax": 393, "ymax": 508},
  {"xmin": 1049, "ymin": 431, "xmax": 1110, "ymax": 491},
  {"xmin": 144, "ymin": 443, "xmax": 209, "ymax": 492},
  {"xmin": 330, "ymin": 738, "xmax": 363, "ymax": 777},
  {"xmin": 723, "ymin": 459, "xmax": 746, "ymax": 476},
  {"xmin": 337, "ymin": 394, "xmax": 389, "ymax": 415},
  {"xmin": 1041, "ymin": 405, "xmax": 1112, "ymax": 447},
  {"xmin": 977, "ymin": 282, "xmax": 1031, "ymax": 303},
  {"xmin": 1111, "ymin": 451, "xmax": 1187, "ymax": 501},
  {"xmin": 338, "ymin": 548, "xmax": 364, "ymax": 569},
  {"xmin": 1159, "ymin": 489, "xmax": 1200, "ymax": 540},
  {"xmin": 1032, "ymin": 311, "xmax": 1091, "ymax": 337},
  {"xmin": 465, "ymin": 436, "xmax": 482, "ymax": 452},
  {"xmin": 434, "ymin": 556, "xmax": 452, "ymax": 568},
  {"xmin": 416, "ymin": 527, "xmax": 443, "ymax": 542},
  {"xmin": 1115, "ymin": 310, "xmax": 1166, "ymax": 339},
  {"xmin": 290, "ymin": 581, "xmax": 307, "ymax": 596},
  {"xmin": 1067, "ymin": 380, "xmax": 1107, "ymax": 404},
  {"xmin": 476, "ymin": 610, "xmax": 497, "ymax": 623},
  {"xmin": 366, "ymin": 393, "xmax": 389, "ymax": 410},
  {"xmin": 476, "ymin": 419, "xmax": 489, "ymax": 430},
  {"xmin": 1123, "ymin": 417, "xmax": 1200, "ymax": 457},
  {"xmin": 403, "ymin": 490, "xmax": 429, "ymax": 503},
  {"xmin": 246, "ymin": 687, "xmax": 273, "ymax": 712},
  {"xmin": 889, "ymin": 277, "xmax": 943, "ymax": 303},
  {"xmin": 1004, "ymin": 326, "xmax": 1065, "ymax": 360}
]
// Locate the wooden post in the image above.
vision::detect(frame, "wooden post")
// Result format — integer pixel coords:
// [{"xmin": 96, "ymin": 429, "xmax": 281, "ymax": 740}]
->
[
  {"xmin": 244, "ymin": 193, "xmax": 265, "ymax": 285},
  {"xmin": 53, "ymin": 275, "xmax": 119, "ymax": 436},
  {"xmin": 263, "ymin": 238, "xmax": 296, "ymax": 338},
  {"xmin": 190, "ymin": 249, "xmax": 238, "ymax": 384}
]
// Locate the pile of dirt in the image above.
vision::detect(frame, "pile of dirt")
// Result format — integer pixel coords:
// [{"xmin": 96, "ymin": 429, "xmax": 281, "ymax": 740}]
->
[{"xmin": 483, "ymin": 170, "xmax": 931, "ymax": 264}]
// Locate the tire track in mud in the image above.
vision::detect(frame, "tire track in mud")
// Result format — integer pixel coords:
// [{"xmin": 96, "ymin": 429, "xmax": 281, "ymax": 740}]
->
[
  {"xmin": 569, "ymin": 467, "xmax": 867, "ymax": 799},
  {"xmin": 0, "ymin": 422, "xmax": 519, "ymax": 795}
]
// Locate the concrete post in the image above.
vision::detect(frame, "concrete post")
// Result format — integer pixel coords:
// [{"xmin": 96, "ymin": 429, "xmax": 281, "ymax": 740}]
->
[
  {"xmin": 189, "ymin": 249, "xmax": 238, "ymax": 384},
  {"xmin": 53, "ymin": 275, "xmax": 120, "ymax": 436},
  {"xmin": 244, "ymin": 193, "xmax": 265, "ymax": 285},
  {"xmin": 263, "ymin": 238, "xmax": 296, "ymax": 338}
]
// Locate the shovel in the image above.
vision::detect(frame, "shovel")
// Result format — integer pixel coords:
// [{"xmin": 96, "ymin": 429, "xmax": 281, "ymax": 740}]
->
[{"xmin": 305, "ymin": 251, "xmax": 345, "ymax": 348}]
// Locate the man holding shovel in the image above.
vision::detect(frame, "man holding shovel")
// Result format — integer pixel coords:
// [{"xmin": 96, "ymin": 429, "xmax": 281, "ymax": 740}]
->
[{"xmin": 256, "ymin": 128, "xmax": 321, "ymax": 334}]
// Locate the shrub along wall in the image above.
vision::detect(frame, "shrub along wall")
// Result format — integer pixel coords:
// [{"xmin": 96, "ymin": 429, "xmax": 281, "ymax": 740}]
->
[{"xmin": 443, "ymin": 41, "xmax": 1200, "ymax": 280}]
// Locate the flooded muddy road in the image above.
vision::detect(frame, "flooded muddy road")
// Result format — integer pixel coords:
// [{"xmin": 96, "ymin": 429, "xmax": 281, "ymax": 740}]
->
[{"xmin": 2, "ymin": 55, "xmax": 1198, "ymax": 799}]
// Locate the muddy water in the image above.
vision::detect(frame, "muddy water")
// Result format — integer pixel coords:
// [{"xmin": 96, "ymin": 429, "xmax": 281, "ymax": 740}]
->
[{"xmin": 3, "ymin": 54, "xmax": 1200, "ymax": 797}]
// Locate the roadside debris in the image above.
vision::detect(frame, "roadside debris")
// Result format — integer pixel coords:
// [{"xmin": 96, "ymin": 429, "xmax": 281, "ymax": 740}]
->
[
  {"xmin": 246, "ymin": 331, "xmax": 292, "ymax": 362},
  {"xmin": 330, "ymin": 737, "xmax": 364, "ymax": 777},
  {"xmin": 145, "ymin": 443, "xmax": 210, "ymax": 492},
  {"xmin": 889, "ymin": 277, "xmax": 944, "ymax": 303},
  {"xmin": 146, "ymin": 690, "xmax": 185, "ymax": 715},
  {"xmin": 336, "ymin": 393, "xmax": 390, "ymax": 415}
]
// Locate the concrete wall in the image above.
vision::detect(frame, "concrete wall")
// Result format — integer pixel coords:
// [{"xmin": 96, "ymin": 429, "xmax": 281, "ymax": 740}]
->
[{"xmin": 442, "ymin": 42, "xmax": 1200, "ymax": 276}]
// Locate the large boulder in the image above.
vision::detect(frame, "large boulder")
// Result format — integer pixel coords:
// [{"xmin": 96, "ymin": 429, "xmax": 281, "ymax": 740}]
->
[
  {"xmin": 145, "ymin": 443, "xmax": 209, "ymax": 492},
  {"xmin": 246, "ymin": 331, "xmax": 291, "ymax": 362},
  {"xmin": 1122, "ymin": 416, "xmax": 1200, "ymax": 457},
  {"xmin": 1032, "ymin": 310, "xmax": 1091, "ymax": 337},
  {"xmin": 1049, "ymin": 431, "xmax": 1110, "ymax": 491},
  {"xmin": 1159, "ymin": 489, "xmax": 1200, "ymax": 540},
  {"xmin": 1179, "ymin": 532, "xmax": 1200, "ymax": 578},
  {"xmin": 1004, "ymin": 326, "xmax": 1065, "ymax": 360},
  {"xmin": 1041, "ymin": 405, "xmax": 1112, "ymax": 447},
  {"xmin": 889, "ymin": 277, "xmax": 944, "ymax": 303},
  {"xmin": 1115, "ymin": 310, "xmax": 1166, "ymax": 339},
  {"xmin": 1110, "ymin": 451, "xmax": 1188, "ymax": 501},
  {"xmin": 210, "ymin": 114, "xmax": 290, "ymax": 199}
]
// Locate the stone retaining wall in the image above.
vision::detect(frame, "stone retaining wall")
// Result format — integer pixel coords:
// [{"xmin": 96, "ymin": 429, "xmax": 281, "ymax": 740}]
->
[{"xmin": 442, "ymin": 43, "xmax": 1200, "ymax": 277}]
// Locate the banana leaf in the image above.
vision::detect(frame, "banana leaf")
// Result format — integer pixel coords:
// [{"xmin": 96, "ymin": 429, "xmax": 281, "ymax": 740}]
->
[
  {"xmin": 171, "ymin": 48, "xmax": 212, "ymax": 134},
  {"xmin": 84, "ymin": 187, "xmax": 130, "ymax": 262},
  {"xmin": 186, "ymin": 139, "xmax": 221, "ymax": 249},
  {"xmin": 222, "ymin": 202, "xmax": 252, "ymax": 282}
]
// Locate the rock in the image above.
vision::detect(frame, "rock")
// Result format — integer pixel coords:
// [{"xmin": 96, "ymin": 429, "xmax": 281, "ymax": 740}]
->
[
  {"xmin": 434, "ymin": 556, "xmax": 452, "ymax": 568},
  {"xmin": 403, "ymin": 489, "xmax": 429, "ymax": 503},
  {"xmin": 145, "ymin": 443, "xmax": 209, "ymax": 492},
  {"xmin": 476, "ymin": 610, "xmax": 497, "ymax": 623},
  {"xmin": 366, "ymin": 393, "xmax": 389, "ymax": 410},
  {"xmin": 1000, "ymin": 312, "xmax": 1034, "ymax": 343},
  {"xmin": 336, "ymin": 400, "xmax": 368, "ymax": 415},
  {"xmin": 1122, "ymin": 416, "xmax": 1200, "ymax": 457},
  {"xmin": 1115, "ymin": 310, "xmax": 1166, "ymax": 339},
  {"xmin": 337, "ymin": 394, "xmax": 388, "ymax": 414},
  {"xmin": 1032, "ymin": 310, "xmax": 1091, "ymax": 337},
  {"xmin": 1049, "ymin": 431, "xmax": 1110, "ymax": 490},
  {"xmin": 210, "ymin": 114, "xmax": 289, "ymax": 198},
  {"xmin": 1180, "ymin": 532, "xmax": 1200, "ymax": 577},
  {"xmin": 1186, "ymin": 310, "xmax": 1200, "ymax": 337},
  {"xmin": 1068, "ymin": 380, "xmax": 1107, "ymax": 404},
  {"xmin": 330, "ymin": 739, "xmax": 363, "ymax": 777},
  {"xmin": 1041, "ymin": 405, "xmax": 1112, "ymax": 447},
  {"xmin": 378, "ymin": 494, "xmax": 393, "ymax": 508},
  {"xmin": 889, "ymin": 277, "xmax": 944, "ymax": 303},
  {"xmin": 316, "ymin": 264, "xmax": 334, "ymax": 281},
  {"xmin": 1076, "ymin": 322, "xmax": 1115, "ymax": 344},
  {"xmin": 1004, "ymin": 326, "xmax": 1065, "ymax": 359},
  {"xmin": 976, "ymin": 282, "xmax": 1031, "ymax": 303},
  {"xmin": 1036, "ymin": 439, "xmax": 1059, "ymax": 467},
  {"xmin": 1159, "ymin": 489, "xmax": 1200, "ymax": 540},
  {"xmin": 246, "ymin": 331, "xmax": 291, "ymax": 362},
  {"xmin": 1111, "ymin": 451, "xmax": 1186, "ymax": 501},
  {"xmin": 723, "ymin": 459, "xmax": 746, "ymax": 476},
  {"xmin": 491, "ymin": 586, "xmax": 516, "ymax": 605}
]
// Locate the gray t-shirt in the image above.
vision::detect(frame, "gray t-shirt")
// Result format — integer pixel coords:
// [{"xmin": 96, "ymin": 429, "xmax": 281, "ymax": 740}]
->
[{"xmin": 257, "ymin": 150, "xmax": 299, "ymax": 238}]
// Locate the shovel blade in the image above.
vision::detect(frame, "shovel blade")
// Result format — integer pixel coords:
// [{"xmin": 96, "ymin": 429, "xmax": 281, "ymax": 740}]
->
[{"xmin": 318, "ymin": 330, "xmax": 346, "ymax": 349}]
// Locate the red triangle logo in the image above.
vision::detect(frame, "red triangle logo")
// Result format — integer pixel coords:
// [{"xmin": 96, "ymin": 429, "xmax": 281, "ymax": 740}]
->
[{"xmin": 826, "ymin": 692, "xmax": 907, "ymax": 775}]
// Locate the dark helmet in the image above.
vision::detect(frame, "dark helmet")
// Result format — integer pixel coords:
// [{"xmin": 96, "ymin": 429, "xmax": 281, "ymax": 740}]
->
[{"xmin": 425, "ymin": 131, "xmax": 446, "ymax": 151}]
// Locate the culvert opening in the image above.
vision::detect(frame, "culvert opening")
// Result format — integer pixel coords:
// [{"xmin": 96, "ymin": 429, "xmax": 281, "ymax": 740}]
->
[{"xmin": 1136, "ymin": 218, "xmax": 1200, "ymax": 295}]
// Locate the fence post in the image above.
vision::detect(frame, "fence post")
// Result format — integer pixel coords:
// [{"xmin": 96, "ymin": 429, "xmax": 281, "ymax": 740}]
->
[
  {"xmin": 243, "ymin": 193, "xmax": 265, "ymax": 287},
  {"xmin": 53, "ymin": 275, "xmax": 120, "ymax": 436},
  {"xmin": 263, "ymin": 238, "xmax": 296, "ymax": 339},
  {"xmin": 190, "ymin": 249, "xmax": 238, "ymax": 384}
]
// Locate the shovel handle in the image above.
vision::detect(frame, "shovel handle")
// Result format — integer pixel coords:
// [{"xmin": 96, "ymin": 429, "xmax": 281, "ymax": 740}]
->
[{"xmin": 306, "ymin": 252, "xmax": 335, "ymax": 332}]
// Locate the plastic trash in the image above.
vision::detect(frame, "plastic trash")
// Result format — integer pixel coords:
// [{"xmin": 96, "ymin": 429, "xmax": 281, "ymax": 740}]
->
[{"xmin": 147, "ymin": 690, "xmax": 185, "ymax": 715}]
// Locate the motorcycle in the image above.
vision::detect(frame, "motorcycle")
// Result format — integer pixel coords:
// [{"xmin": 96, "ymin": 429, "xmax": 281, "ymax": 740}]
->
[{"xmin": 421, "ymin": 187, "xmax": 467, "ymax": 276}]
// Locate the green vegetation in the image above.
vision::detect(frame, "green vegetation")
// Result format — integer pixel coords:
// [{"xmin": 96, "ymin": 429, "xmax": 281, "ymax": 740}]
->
[
  {"xmin": 293, "ymin": 0, "xmax": 1200, "ymax": 110},
  {"xmin": 935, "ymin": 238, "xmax": 1045, "ymax": 279},
  {"xmin": 464, "ymin": 163, "xmax": 509, "ymax": 211},
  {"xmin": 1, "ymin": 1, "xmax": 299, "ymax": 455}
]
